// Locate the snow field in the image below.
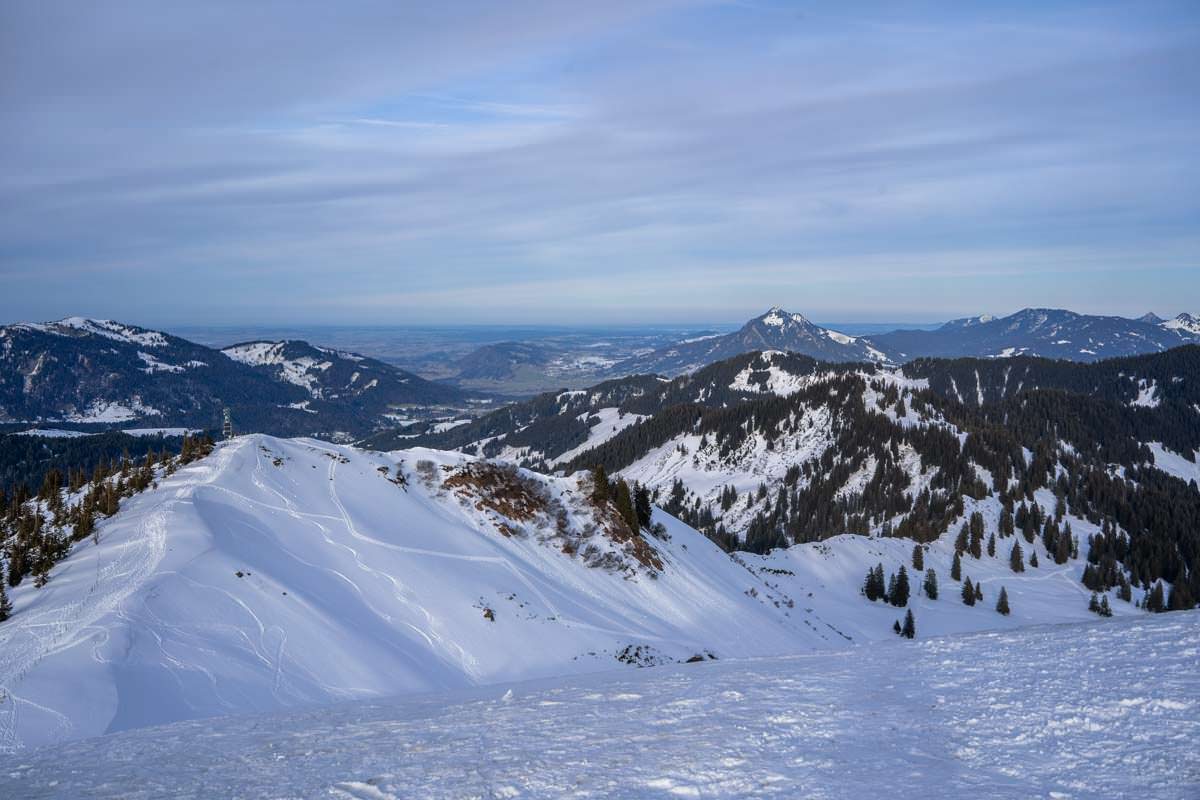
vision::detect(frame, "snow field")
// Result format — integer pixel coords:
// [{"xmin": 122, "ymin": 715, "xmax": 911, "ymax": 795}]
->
[{"xmin": 1, "ymin": 612, "xmax": 1195, "ymax": 799}]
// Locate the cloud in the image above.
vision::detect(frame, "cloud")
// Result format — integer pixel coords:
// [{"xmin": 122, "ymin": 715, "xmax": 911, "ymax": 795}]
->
[{"xmin": 1, "ymin": 0, "xmax": 1197, "ymax": 324}]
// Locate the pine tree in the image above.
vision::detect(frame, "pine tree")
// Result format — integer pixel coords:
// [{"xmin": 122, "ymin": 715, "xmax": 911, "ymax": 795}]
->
[
  {"xmin": 986, "ymin": 532, "xmax": 996, "ymax": 558},
  {"xmin": 614, "ymin": 479, "xmax": 638, "ymax": 532},
  {"xmin": 590, "ymin": 465, "xmax": 610, "ymax": 506},
  {"xmin": 633, "ymin": 483, "xmax": 652, "ymax": 529},
  {"xmin": 889, "ymin": 565, "xmax": 910, "ymax": 607},
  {"xmin": 1168, "ymin": 581, "xmax": 1194, "ymax": 611},
  {"xmin": 951, "ymin": 551, "xmax": 962, "ymax": 581},
  {"xmin": 893, "ymin": 619, "xmax": 901, "ymax": 634},
  {"xmin": 1030, "ymin": 550, "xmax": 1039, "ymax": 568},
  {"xmin": 1054, "ymin": 531, "xmax": 1071, "ymax": 565},
  {"xmin": 923, "ymin": 568, "xmax": 938, "ymax": 600},
  {"xmin": 1099, "ymin": 594, "xmax": 1112, "ymax": 617},
  {"xmin": 901, "ymin": 609, "xmax": 915, "ymax": 639},
  {"xmin": 996, "ymin": 586, "xmax": 1010, "ymax": 616},
  {"xmin": 1009, "ymin": 541, "xmax": 1025, "ymax": 573},
  {"xmin": 0, "ymin": 574, "xmax": 11, "ymax": 621},
  {"xmin": 863, "ymin": 564, "xmax": 886, "ymax": 602},
  {"xmin": 1088, "ymin": 592, "xmax": 1100, "ymax": 613},
  {"xmin": 955, "ymin": 523, "xmax": 969, "ymax": 554},
  {"xmin": 912, "ymin": 544, "xmax": 924, "ymax": 571},
  {"xmin": 1145, "ymin": 582, "xmax": 1165, "ymax": 612},
  {"xmin": 1117, "ymin": 573, "xmax": 1132, "ymax": 603},
  {"xmin": 962, "ymin": 578, "xmax": 975, "ymax": 606},
  {"xmin": 969, "ymin": 512, "xmax": 984, "ymax": 559},
  {"xmin": 974, "ymin": 581, "xmax": 983, "ymax": 603},
  {"xmin": 999, "ymin": 507, "xmax": 1014, "ymax": 538}
]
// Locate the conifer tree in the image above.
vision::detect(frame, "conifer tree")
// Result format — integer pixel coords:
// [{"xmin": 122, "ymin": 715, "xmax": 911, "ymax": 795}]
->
[
  {"xmin": 962, "ymin": 578, "xmax": 975, "ymax": 606},
  {"xmin": 614, "ymin": 479, "xmax": 638, "ymax": 532},
  {"xmin": 1099, "ymin": 594, "xmax": 1112, "ymax": 617},
  {"xmin": 0, "ymin": 574, "xmax": 11, "ymax": 621},
  {"xmin": 923, "ymin": 568, "xmax": 938, "ymax": 600},
  {"xmin": 889, "ymin": 565, "xmax": 910, "ymax": 607},
  {"xmin": 1143, "ymin": 582, "xmax": 1165, "ymax": 612},
  {"xmin": 1054, "ymin": 531, "xmax": 1071, "ymax": 565},
  {"xmin": 589, "ymin": 465, "xmax": 610, "ymax": 506},
  {"xmin": 951, "ymin": 551, "xmax": 962, "ymax": 581},
  {"xmin": 974, "ymin": 581, "xmax": 983, "ymax": 603},
  {"xmin": 996, "ymin": 586, "xmax": 1010, "ymax": 615},
  {"xmin": 999, "ymin": 507, "xmax": 1014, "ymax": 538},
  {"xmin": 893, "ymin": 619, "xmax": 901, "ymax": 635},
  {"xmin": 901, "ymin": 609, "xmax": 915, "ymax": 639},
  {"xmin": 1009, "ymin": 541, "xmax": 1024, "ymax": 573},
  {"xmin": 986, "ymin": 532, "xmax": 996, "ymax": 558},
  {"xmin": 969, "ymin": 513, "xmax": 984, "ymax": 558},
  {"xmin": 1030, "ymin": 550, "xmax": 1039, "ymax": 568},
  {"xmin": 912, "ymin": 544, "xmax": 924, "ymax": 571},
  {"xmin": 1117, "ymin": 573, "xmax": 1132, "ymax": 603},
  {"xmin": 955, "ymin": 523, "xmax": 969, "ymax": 554},
  {"xmin": 633, "ymin": 483, "xmax": 652, "ymax": 529}
]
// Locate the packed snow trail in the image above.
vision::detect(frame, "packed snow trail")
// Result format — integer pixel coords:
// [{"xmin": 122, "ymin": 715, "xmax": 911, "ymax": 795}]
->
[{"xmin": 2, "ymin": 613, "xmax": 1196, "ymax": 799}]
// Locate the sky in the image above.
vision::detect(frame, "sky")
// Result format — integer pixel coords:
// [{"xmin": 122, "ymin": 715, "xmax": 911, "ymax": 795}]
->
[{"xmin": 1, "ymin": 0, "xmax": 1198, "ymax": 326}]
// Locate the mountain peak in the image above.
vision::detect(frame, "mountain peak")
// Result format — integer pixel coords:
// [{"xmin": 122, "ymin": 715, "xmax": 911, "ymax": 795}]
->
[{"xmin": 756, "ymin": 307, "xmax": 809, "ymax": 327}]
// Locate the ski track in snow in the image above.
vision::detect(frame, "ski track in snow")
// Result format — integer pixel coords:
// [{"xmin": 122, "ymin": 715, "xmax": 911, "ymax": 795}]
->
[
  {"xmin": 2, "ymin": 612, "xmax": 1196, "ymax": 799},
  {"xmin": 0, "ymin": 444, "xmax": 235, "ymax": 751}
]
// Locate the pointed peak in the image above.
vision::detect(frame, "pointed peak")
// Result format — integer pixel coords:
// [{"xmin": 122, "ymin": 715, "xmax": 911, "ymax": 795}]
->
[{"xmin": 756, "ymin": 307, "xmax": 810, "ymax": 327}]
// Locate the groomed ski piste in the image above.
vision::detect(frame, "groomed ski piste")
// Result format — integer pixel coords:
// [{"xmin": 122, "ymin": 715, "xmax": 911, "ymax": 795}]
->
[
  {"xmin": 0, "ymin": 434, "xmax": 1196, "ymax": 797},
  {"xmin": 1, "ymin": 613, "xmax": 1196, "ymax": 799}
]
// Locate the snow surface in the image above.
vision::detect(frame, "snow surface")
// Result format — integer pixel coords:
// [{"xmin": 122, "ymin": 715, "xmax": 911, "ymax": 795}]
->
[
  {"xmin": 549, "ymin": 407, "xmax": 648, "ymax": 466},
  {"xmin": 10, "ymin": 429, "xmax": 91, "ymax": 438},
  {"xmin": 52, "ymin": 318, "xmax": 168, "ymax": 348},
  {"xmin": 1148, "ymin": 442, "xmax": 1200, "ymax": 485},
  {"xmin": 728, "ymin": 352, "xmax": 819, "ymax": 397},
  {"xmin": 1132, "ymin": 378, "xmax": 1160, "ymax": 408},
  {"xmin": 12, "ymin": 428, "xmax": 196, "ymax": 438},
  {"xmin": 2, "ymin": 612, "xmax": 1195, "ymax": 799},
  {"xmin": 0, "ymin": 435, "xmax": 819, "ymax": 751},
  {"xmin": 222, "ymin": 342, "xmax": 333, "ymax": 397},
  {"xmin": 63, "ymin": 398, "xmax": 161, "ymax": 423}
]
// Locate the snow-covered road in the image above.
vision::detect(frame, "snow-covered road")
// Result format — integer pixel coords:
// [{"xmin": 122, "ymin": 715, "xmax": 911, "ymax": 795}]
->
[{"xmin": 3, "ymin": 612, "xmax": 1196, "ymax": 799}]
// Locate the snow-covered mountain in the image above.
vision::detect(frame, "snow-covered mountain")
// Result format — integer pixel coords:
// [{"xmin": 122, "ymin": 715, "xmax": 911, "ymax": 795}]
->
[
  {"xmin": 611, "ymin": 308, "xmax": 888, "ymax": 375},
  {"xmin": 0, "ymin": 431, "xmax": 1178, "ymax": 752},
  {"xmin": 222, "ymin": 339, "xmax": 469, "ymax": 408},
  {"xmin": 0, "ymin": 319, "xmax": 477, "ymax": 438},
  {"xmin": 1163, "ymin": 312, "xmax": 1200, "ymax": 337},
  {"xmin": 870, "ymin": 307, "xmax": 1200, "ymax": 361}
]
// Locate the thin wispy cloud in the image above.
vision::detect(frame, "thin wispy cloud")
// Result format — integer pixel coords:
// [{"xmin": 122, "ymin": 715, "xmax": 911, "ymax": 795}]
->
[{"xmin": 1, "ymin": 0, "xmax": 1197, "ymax": 325}]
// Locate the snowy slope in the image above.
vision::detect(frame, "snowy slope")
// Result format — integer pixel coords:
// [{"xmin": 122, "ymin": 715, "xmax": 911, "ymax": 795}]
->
[
  {"xmin": 0, "ymin": 434, "xmax": 820, "ymax": 751},
  {"xmin": 1, "ymin": 434, "xmax": 1172, "ymax": 753},
  {"xmin": 3, "ymin": 612, "xmax": 1196, "ymax": 799}
]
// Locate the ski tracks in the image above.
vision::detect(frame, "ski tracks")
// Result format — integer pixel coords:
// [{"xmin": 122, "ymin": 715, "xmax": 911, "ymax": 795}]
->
[{"xmin": 0, "ymin": 440, "xmax": 240, "ymax": 752}]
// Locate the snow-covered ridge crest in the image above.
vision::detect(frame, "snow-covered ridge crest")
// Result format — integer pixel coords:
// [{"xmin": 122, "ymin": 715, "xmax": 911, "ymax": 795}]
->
[{"xmin": 8, "ymin": 317, "xmax": 169, "ymax": 348}]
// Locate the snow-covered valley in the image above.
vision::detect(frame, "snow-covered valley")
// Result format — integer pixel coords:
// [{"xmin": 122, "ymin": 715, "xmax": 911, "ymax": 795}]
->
[{"xmin": 2, "ymin": 612, "xmax": 1196, "ymax": 799}]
